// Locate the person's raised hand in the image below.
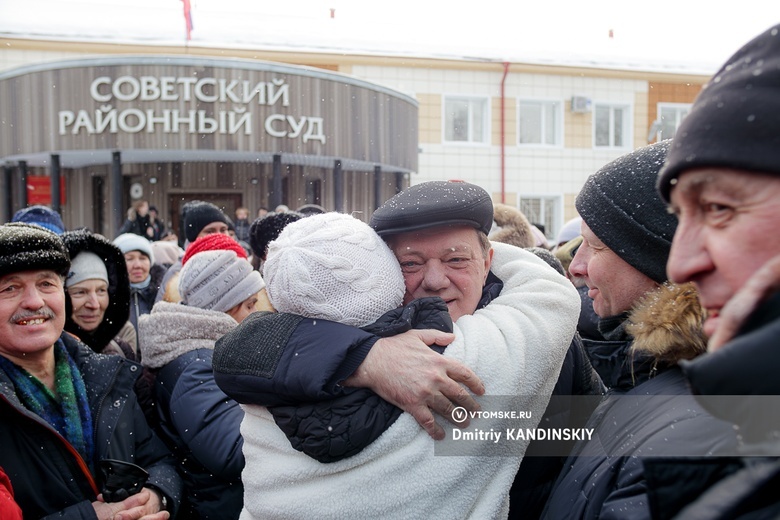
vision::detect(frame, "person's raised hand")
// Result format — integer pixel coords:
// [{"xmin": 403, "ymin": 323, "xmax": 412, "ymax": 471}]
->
[{"xmin": 344, "ymin": 329, "xmax": 484, "ymax": 440}]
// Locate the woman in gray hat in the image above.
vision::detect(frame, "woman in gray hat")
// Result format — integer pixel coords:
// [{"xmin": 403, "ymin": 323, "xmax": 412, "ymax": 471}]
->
[{"xmin": 138, "ymin": 237, "xmax": 265, "ymax": 520}]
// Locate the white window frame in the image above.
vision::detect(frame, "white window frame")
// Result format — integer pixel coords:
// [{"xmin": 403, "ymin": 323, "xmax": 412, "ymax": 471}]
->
[
  {"xmin": 657, "ymin": 102, "xmax": 692, "ymax": 141},
  {"xmin": 518, "ymin": 194, "xmax": 563, "ymax": 243},
  {"xmin": 593, "ymin": 102, "xmax": 632, "ymax": 149},
  {"xmin": 517, "ymin": 98, "xmax": 564, "ymax": 148},
  {"xmin": 442, "ymin": 95, "xmax": 490, "ymax": 146}
]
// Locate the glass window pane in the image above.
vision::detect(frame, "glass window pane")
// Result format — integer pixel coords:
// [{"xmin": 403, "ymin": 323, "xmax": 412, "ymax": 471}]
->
[
  {"xmin": 519, "ymin": 102, "xmax": 542, "ymax": 144},
  {"xmin": 471, "ymin": 99, "xmax": 485, "ymax": 142},
  {"xmin": 520, "ymin": 198, "xmax": 541, "ymax": 223},
  {"xmin": 445, "ymin": 99, "xmax": 469, "ymax": 141},
  {"xmin": 595, "ymin": 106, "xmax": 610, "ymax": 146},
  {"xmin": 613, "ymin": 107, "xmax": 624, "ymax": 147},
  {"xmin": 544, "ymin": 103, "xmax": 557, "ymax": 145}
]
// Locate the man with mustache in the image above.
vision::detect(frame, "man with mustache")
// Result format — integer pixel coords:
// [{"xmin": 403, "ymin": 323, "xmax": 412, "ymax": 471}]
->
[{"xmin": 0, "ymin": 222, "xmax": 181, "ymax": 519}]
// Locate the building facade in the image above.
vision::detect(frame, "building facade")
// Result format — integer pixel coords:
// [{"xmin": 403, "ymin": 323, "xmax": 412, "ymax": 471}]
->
[{"xmin": 0, "ymin": 37, "xmax": 708, "ymax": 240}]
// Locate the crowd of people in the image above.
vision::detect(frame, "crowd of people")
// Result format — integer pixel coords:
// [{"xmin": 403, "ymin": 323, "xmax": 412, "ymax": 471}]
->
[{"xmin": 1, "ymin": 23, "xmax": 779, "ymax": 519}]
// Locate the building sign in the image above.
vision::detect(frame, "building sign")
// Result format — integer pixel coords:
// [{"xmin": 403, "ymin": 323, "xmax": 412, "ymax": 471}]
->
[
  {"xmin": 0, "ymin": 57, "xmax": 419, "ymax": 171},
  {"xmin": 58, "ymin": 76, "xmax": 326, "ymax": 144}
]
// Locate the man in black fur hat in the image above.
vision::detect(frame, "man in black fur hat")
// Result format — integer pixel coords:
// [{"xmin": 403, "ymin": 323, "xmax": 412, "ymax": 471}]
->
[{"xmin": 0, "ymin": 223, "xmax": 181, "ymax": 519}]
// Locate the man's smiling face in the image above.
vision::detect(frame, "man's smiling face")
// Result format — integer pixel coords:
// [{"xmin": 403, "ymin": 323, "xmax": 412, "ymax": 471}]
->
[
  {"xmin": 388, "ymin": 225, "xmax": 492, "ymax": 322},
  {"xmin": 0, "ymin": 270, "xmax": 65, "ymax": 361}
]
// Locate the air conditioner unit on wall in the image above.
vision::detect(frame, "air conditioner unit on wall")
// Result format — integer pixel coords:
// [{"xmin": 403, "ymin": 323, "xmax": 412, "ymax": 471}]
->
[{"xmin": 571, "ymin": 96, "xmax": 592, "ymax": 113}]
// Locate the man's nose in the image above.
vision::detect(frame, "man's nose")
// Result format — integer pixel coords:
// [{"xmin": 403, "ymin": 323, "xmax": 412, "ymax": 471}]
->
[
  {"xmin": 569, "ymin": 245, "xmax": 588, "ymax": 279},
  {"xmin": 666, "ymin": 223, "xmax": 713, "ymax": 284},
  {"xmin": 420, "ymin": 261, "xmax": 449, "ymax": 292},
  {"xmin": 20, "ymin": 285, "xmax": 45, "ymax": 309}
]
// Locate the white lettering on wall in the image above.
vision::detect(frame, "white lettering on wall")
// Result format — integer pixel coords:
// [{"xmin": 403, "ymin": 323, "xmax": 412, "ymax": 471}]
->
[{"xmin": 57, "ymin": 74, "xmax": 325, "ymax": 143}]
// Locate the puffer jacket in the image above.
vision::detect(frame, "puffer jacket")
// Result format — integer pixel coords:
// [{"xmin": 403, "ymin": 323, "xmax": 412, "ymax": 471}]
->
[
  {"xmin": 139, "ymin": 301, "xmax": 244, "ymax": 520},
  {"xmin": 643, "ymin": 291, "xmax": 780, "ymax": 519},
  {"xmin": 61, "ymin": 229, "xmax": 137, "ymax": 360},
  {"xmin": 0, "ymin": 332, "xmax": 182, "ymax": 519},
  {"xmin": 542, "ymin": 283, "xmax": 738, "ymax": 520},
  {"xmin": 270, "ymin": 297, "xmax": 452, "ymax": 463}
]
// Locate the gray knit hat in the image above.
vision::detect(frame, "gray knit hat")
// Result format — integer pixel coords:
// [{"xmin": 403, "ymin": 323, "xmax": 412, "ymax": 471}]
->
[
  {"xmin": 576, "ymin": 140, "xmax": 677, "ymax": 284},
  {"xmin": 179, "ymin": 249, "xmax": 265, "ymax": 313},
  {"xmin": 0, "ymin": 222, "xmax": 70, "ymax": 278},
  {"xmin": 658, "ymin": 24, "xmax": 780, "ymax": 202},
  {"xmin": 264, "ymin": 212, "xmax": 405, "ymax": 327}
]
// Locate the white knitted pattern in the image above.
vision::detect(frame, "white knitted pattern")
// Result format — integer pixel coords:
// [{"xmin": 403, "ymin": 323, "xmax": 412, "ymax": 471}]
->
[{"xmin": 264, "ymin": 213, "xmax": 405, "ymax": 327}]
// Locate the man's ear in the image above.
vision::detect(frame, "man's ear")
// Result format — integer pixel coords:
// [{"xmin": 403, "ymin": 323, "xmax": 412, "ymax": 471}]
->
[{"xmin": 484, "ymin": 247, "xmax": 494, "ymax": 282}]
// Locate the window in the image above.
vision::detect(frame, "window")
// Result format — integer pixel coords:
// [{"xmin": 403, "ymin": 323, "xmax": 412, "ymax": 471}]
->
[
  {"xmin": 657, "ymin": 103, "xmax": 691, "ymax": 141},
  {"xmin": 443, "ymin": 96, "xmax": 488, "ymax": 144},
  {"xmin": 519, "ymin": 195, "xmax": 562, "ymax": 242},
  {"xmin": 518, "ymin": 99, "xmax": 562, "ymax": 146},
  {"xmin": 594, "ymin": 103, "xmax": 631, "ymax": 148}
]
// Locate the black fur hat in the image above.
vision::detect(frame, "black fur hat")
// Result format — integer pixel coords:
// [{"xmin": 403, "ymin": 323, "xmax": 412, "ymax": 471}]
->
[{"xmin": 0, "ymin": 223, "xmax": 70, "ymax": 278}]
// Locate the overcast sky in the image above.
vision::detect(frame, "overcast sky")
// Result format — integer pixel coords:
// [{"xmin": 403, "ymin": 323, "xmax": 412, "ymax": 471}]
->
[{"xmin": 1, "ymin": 0, "xmax": 777, "ymax": 73}]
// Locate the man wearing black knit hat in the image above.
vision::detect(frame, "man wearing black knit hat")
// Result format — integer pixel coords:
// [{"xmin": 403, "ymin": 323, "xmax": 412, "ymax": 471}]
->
[
  {"xmin": 157, "ymin": 200, "xmax": 231, "ymax": 303},
  {"xmin": 646, "ymin": 23, "xmax": 780, "ymax": 518},
  {"xmin": 182, "ymin": 200, "xmax": 230, "ymax": 245},
  {"xmin": 0, "ymin": 223, "xmax": 182, "ymax": 519},
  {"xmin": 541, "ymin": 140, "xmax": 737, "ymax": 520}
]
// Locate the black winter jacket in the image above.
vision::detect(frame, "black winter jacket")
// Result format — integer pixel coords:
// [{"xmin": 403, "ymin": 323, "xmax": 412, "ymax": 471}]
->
[
  {"xmin": 643, "ymin": 292, "xmax": 780, "ymax": 520},
  {"xmin": 0, "ymin": 333, "xmax": 182, "ymax": 519},
  {"xmin": 542, "ymin": 283, "xmax": 738, "ymax": 520},
  {"xmin": 269, "ymin": 297, "xmax": 452, "ymax": 462}
]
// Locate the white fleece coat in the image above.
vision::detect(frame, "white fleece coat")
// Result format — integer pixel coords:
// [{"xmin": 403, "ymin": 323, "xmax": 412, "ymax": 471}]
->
[{"xmin": 239, "ymin": 243, "xmax": 580, "ymax": 520}]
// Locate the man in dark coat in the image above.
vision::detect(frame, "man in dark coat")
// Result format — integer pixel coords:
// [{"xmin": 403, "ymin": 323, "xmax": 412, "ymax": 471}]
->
[
  {"xmin": 541, "ymin": 141, "xmax": 737, "ymax": 520},
  {"xmin": 0, "ymin": 223, "xmax": 181, "ymax": 519},
  {"xmin": 646, "ymin": 23, "xmax": 780, "ymax": 519}
]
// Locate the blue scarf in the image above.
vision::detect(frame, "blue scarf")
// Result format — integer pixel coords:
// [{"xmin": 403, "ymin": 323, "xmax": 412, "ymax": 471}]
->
[
  {"xmin": 130, "ymin": 274, "xmax": 151, "ymax": 290},
  {"xmin": 0, "ymin": 340, "xmax": 95, "ymax": 469}
]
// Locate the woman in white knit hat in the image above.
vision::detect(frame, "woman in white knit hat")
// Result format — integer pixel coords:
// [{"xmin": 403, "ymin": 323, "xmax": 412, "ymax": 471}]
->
[
  {"xmin": 62, "ymin": 229, "xmax": 139, "ymax": 360},
  {"xmin": 113, "ymin": 232, "xmax": 167, "ymax": 333},
  {"xmin": 137, "ymin": 238, "xmax": 265, "ymax": 520}
]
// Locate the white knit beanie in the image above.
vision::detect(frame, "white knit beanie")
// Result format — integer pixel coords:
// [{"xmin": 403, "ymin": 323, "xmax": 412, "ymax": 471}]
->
[
  {"xmin": 66, "ymin": 251, "xmax": 108, "ymax": 288},
  {"xmin": 178, "ymin": 249, "xmax": 265, "ymax": 313},
  {"xmin": 113, "ymin": 233, "xmax": 155, "ymax": 264},
  {"xmin": 263, "ymin": 212, "xmax": 405, "ymax": 327}
]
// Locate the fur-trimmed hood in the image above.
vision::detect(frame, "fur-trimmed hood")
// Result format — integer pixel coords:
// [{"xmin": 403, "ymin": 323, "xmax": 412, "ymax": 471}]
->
[
  {"xmin": 61, "ymin": 229, "xmax": 131, "ymax": 353},
  {"xmin": 626, "ymin": 282, "xmax": 707, "ymax": 365},
  {"xmin": 489, "ymin": 204, "xmax": 535, "ymax": 249}
]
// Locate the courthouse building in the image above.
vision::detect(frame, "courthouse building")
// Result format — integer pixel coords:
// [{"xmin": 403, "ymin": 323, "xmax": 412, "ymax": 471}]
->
[{"xmin": 0, "ymin": 28, "xmax": 711, "ymax": 239}]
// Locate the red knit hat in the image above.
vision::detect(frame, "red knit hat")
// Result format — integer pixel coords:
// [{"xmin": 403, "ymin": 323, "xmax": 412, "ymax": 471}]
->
[{"xmin": 182, "ymin": 233, "xmax": 247, "ymax": 266}]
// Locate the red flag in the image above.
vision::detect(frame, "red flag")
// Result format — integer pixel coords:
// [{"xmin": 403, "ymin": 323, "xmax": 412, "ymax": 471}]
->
[{"xmin": 181, "ymin": 0, "xmax": 194, "ymax": 41}]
